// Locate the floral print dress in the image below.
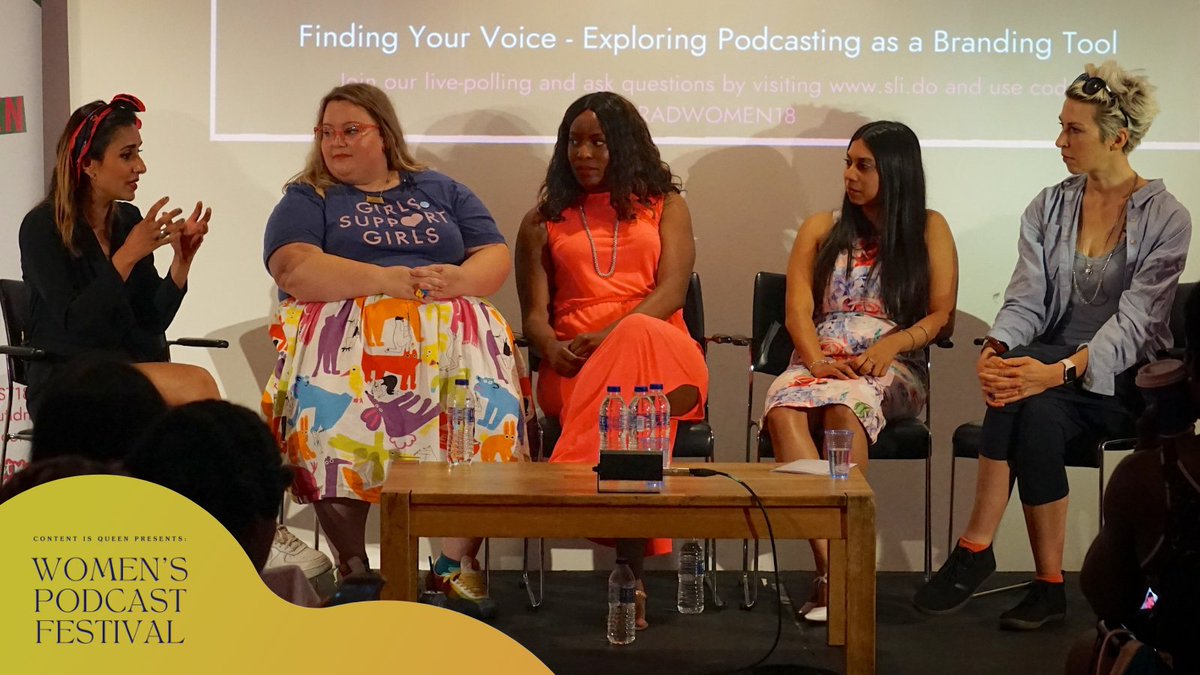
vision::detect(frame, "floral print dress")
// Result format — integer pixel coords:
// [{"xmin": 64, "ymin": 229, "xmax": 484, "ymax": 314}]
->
[{"xmin": 763, "ymin": 238, "xmax": 926, "ymax": 443}]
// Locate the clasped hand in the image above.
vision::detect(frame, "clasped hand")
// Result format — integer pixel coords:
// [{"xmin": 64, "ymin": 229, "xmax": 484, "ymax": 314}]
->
[
  {"xmin": 811, "ymin": 340, "xmax": 901, "ymax": 380},
  {"xmin": 543, "ymin": 329, "xmax": 610, "ymax": 378},
  {"xmin": 977, "ymin": 353, "xmax": 1061, "ymax": 407},
  {"xmin": 409, "ymin": 264, "xmax": 466, "ymax": 300}
]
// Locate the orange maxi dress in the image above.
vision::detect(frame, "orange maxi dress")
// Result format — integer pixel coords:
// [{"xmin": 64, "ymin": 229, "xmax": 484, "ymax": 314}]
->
[{"xmin": 541, "ymin": 193, "xmax": 709, "ymax": 556}]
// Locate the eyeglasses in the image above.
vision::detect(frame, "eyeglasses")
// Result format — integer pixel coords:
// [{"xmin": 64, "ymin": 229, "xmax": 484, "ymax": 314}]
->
[
  {"xmin": 1073, "ymin": 73, "xmax": 1131, "ymax": 129},
  {"xmin": 314, "ymin": 123, "xmax": 380, "ymax": 143}
]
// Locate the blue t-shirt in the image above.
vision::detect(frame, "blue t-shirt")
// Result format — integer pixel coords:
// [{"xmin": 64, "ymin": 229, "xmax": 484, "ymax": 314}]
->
[{"xmin": 262, "ymin": 170, "xmax": 506, "ymax": 272}]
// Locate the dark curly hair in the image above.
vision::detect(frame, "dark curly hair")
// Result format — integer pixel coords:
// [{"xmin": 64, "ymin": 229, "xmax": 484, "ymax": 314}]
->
[
  {"xmin": 812, "ymin": 120, "xmax": 930, "ymax": 328},
  {"xmin": 537, "ymin": 91, "xmax": 680, "ymax": 222},
  {"xmin": 125, "ymin": 401, "xmax": 291, "ymax": 568}
]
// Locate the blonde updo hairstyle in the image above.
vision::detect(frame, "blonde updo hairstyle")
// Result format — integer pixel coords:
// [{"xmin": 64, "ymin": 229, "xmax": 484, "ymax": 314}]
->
[{"xmin": 1065, "ymin": 60, "xmax": 1159, "ymax": 154}]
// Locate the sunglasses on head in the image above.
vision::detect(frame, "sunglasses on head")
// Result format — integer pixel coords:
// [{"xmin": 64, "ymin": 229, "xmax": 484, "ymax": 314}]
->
[
  {"xmin": 1073, "ymin": 73, "xmax": 1131, "ymax": 129},
  {"xmin": 68, "ymin": 93, "xmax": 147, "ymax": 179}
]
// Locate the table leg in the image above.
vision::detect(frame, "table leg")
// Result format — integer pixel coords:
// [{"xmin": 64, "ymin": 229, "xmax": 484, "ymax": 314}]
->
[
  {"xmin": 844, "ymin": 493, "xmax": 877, "ymax": 675},
  {"xmin": 828, "ymin": 537, "xmax": 847, "ymax": 646},
  {"xmin": 380, "ymin": 492, "xmax": 418, "ymax": 602}
]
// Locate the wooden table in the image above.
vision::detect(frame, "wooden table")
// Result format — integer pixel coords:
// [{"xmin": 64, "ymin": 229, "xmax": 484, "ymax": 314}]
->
[{"xmin": 380, "ymin": 461, "xmax": 876, "ymax": 674}]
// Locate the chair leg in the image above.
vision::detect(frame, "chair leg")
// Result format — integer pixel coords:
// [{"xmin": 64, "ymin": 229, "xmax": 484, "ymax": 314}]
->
[
  {"xmin": 704, "ymin": 538, "xmax": 724, "ymax": 609},
  {"xmin": 483, "ymin": 538, "xmax": 491, "ymax": 592},
  {"xmin": 520, "ymin": 537, "xmax": 545, "ymax": 609},
  {"xmin": 924, "ymin": 452, "xmax": 933, "ymax": 580},
  {"xmin": 947, "ymin": 457, "xmax": 958, "ymax": 557},
  {"xmin": 312, "ymin": 508, "xmax": 321, "ymax": 551},
  {"xmin": 740, "ymin": 539, "xmax": 760, "ymax": 610},
  {"xmin": 0, "ymin": 393, "xmax": 11, "ymax": 485}
]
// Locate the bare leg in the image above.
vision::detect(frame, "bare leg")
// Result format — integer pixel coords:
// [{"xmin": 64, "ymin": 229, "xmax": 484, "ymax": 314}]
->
[
  {"xmin": 961, "ymin": 457, "xmax": 1013, "ymax": 547},
  {"xmin": 765, "ymin": 407, "xmax": 821, "ymax": 460},
  {"xmin": 440, "ymin": 537, "xmax": 483, "ymax": 562},
  {"xmin": 1022, "ymin": 497, "xmax": 1068, "ymax": 577},
  {"xmin": 821, "ymin": 404, "xmax": 870, "ymax": 477},
  {"xmin": 134, "ymin": 362, "xmax": 220, "ymax": 407},
  {"xmin": 313, "ymin": 497, "xmax": 370, "ymax": 574}
]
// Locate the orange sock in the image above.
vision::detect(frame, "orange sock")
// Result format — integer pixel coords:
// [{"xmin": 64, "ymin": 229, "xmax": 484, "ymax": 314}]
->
[
  {"xmin": 958, "ymin": 537, "xmax": 989, "ymax": 553},
  {"xmin": 1035, "ymin": 573, "xmax": 1064, "ymax": 584}
]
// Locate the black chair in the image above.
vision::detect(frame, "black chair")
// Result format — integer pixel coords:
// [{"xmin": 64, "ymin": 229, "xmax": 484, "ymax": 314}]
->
[
  {"xmin": 519, "ymin": 272, "xmax": 719, "ymax": 608},
  {"xmin": 946, "ymin": 281, "xmax": 1196, "ymax": 597},
  {"xmin": 0, "ymin": 278, "xmax": 229, "ymax": 477},
  {"xmin": 711, "ymin": 271, "xmax": 950, "ymax": 608}
]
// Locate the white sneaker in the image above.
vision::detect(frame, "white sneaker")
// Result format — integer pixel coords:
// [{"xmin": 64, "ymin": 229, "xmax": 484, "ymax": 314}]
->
[{"xmin": 266, "ymin": 524, "xmax": 333, "ymax": 579}]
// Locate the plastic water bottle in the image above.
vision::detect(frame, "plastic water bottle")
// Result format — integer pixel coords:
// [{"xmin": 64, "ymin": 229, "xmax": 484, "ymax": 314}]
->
[
  {"xmin": 649, "ymin": 383, "xmax": 671, "ymax": 468},
  {"xmin": 677, "ymin": 539, "xmax": 705, "ymax": 614},
  {"xmin": 607, "ymin": 558, "xmax": 637, "ymax": 645},
  {"xmin": 599, "ymin": 386, "xmax": 626, "ymax": 452},
  {"xmin": 629, "ymin": 385, "xmax": 653, "ymax": 452},
  {"xmin": 448, "ymin": 378, "xmax": 475, "ymax": 467}
]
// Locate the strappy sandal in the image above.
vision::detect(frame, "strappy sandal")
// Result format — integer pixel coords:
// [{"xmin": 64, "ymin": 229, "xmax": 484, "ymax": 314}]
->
[
  {"xmin": 635, "ymin": 579, "xmax": 649, "ymax": 630},
  {"xmin": 798, "ymin": 575, "xmax": 828, "ymax": 623}
]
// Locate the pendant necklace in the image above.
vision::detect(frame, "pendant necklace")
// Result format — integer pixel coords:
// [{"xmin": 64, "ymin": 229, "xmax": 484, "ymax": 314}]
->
[
  {"xmin": 363, "ymin": 173, "xmax": 398, "ymax": 205},
  {"xmin": 580, "ymin": 202, "xmax": 619, "ymax": 278},
  {"xmin": 1073, "ymin": 173, "xmax": 1138, "ymax": 305}
]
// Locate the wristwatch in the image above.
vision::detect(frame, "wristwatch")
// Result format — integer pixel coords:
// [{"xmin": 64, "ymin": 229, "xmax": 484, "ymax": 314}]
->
[
  {"xmin": 1059, "ymin": 358, "xmax": 1078, "ymax": 384},
  {"xmin": 983, "ymin": 336, "xmax": 1009, "ymax": 356}
]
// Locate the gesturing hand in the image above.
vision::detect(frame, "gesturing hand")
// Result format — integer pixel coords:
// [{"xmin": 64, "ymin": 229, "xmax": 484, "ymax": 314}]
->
[
  {"xmin": 170, "ymin": 201, "xmax": 211, "ymax": 263},
  {"xmin": 123, "ymin": 196, "xmax": 183, "ymax": 260}
]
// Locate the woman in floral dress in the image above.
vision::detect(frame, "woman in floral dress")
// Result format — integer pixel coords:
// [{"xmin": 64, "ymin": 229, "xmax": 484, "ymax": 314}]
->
[{"xmin": 764, "ymin": 120, "xmax": 958, "ymax": 621}]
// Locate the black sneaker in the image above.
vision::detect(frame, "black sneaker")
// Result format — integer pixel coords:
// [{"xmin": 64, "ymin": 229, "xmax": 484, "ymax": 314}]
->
[
  {"xmin": 912, "ymin": 544, "xmax": 996, "ymax": 614},
  {"xmin": 998, "ymin": 580, "xmax": 1065, "ymax": 630}
]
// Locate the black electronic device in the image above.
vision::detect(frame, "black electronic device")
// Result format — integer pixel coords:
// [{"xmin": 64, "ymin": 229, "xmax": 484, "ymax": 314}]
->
[{"xmin": 593, "ymin": 451, "xmax": 664, "ymax": 493}]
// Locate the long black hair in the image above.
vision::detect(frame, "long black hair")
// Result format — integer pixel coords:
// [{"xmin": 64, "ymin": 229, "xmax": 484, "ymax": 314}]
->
[
  {"xmin": 537, "ymin": 91, "xmax": 680, "ymax": 222},
  {"xmin": 811, "ymin": 121, "xmax": 929, "ymax": 327}
]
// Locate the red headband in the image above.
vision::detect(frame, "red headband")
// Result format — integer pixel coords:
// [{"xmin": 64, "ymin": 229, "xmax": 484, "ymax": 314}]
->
[{"xmin": 68, "ymin": 94, "xmax": 146, "ymax": 180}]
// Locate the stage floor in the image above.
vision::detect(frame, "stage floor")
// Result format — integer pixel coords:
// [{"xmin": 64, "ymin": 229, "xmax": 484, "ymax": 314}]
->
[{"xmin": 476, "ymin": 570, "xmax": 1092, "ymax": 674}]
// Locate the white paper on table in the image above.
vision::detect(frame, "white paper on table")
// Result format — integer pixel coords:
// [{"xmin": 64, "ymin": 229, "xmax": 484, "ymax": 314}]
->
[{"xmin": 771, "ymin": 459, "xmax": 857, "ymax": 476}]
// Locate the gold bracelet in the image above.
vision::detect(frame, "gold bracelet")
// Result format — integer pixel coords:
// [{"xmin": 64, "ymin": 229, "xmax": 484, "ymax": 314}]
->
[
  {"xmin": 911, "ymin": 324, "xmax": 931, "ymax": 347},
  {"xmin": 808, "ymin": 357, "xmax": 834, "ymax": 369},
  {"xmin": 904, "ymin": 329, "xmax": 917, "ymax": 351}
]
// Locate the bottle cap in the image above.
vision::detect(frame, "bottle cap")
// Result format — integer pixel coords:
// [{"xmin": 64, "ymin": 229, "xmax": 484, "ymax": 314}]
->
[
  {"xmin": 607, "ymin": 386, "xmax": 621, "ymax": 393},
  {"xmin": 649, "ymin": 383, "xmax": 664, "ymax": 391},
  {"xmin": 615, "ymin": 557, "xmax": 629, "ymax": 564},
  {"xmin": 1136, "ymin": 359, "xmax": 1187, "ymax": 389},
  {"xmin": 634, "ymin": 385, "xmax": 647, "ymax": 392},
  {"xmin": 454, "ymin": 378, "xmax": 468, "ymax": 385}
]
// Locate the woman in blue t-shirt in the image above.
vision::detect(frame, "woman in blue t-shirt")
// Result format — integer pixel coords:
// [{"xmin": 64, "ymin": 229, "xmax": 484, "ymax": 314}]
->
[{"xmin": 262, "ymin": 83, "xmax": 529, "ymax": 616}]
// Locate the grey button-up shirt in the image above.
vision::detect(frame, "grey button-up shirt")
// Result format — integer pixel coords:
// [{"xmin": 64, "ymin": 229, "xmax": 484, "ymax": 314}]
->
[{"xmin": 989, "ymin": 174, "xmax": 1192, "ymax": 396}]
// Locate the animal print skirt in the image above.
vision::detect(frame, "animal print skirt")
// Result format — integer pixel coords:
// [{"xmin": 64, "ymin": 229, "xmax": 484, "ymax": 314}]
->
[{"xmin": 262, "ymin": 294, "xmax": 532, "ymax": 504}]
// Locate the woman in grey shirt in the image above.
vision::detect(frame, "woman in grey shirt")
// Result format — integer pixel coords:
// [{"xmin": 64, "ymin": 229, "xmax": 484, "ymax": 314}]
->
[{"xmin": 914, "ymin": 60, "xmax": 1191, "ymax": 630}]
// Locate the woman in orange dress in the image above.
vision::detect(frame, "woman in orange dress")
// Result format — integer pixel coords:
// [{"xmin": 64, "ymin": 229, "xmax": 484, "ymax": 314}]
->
[{"xmin": 516, "ymin": 92, "xmax": 709, "ymax": 628}]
